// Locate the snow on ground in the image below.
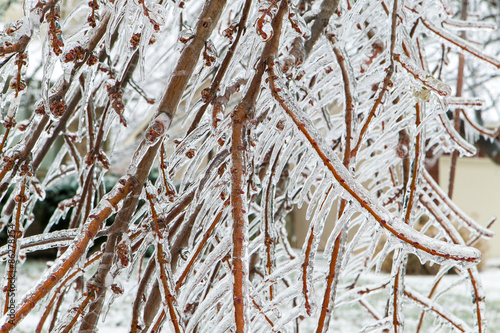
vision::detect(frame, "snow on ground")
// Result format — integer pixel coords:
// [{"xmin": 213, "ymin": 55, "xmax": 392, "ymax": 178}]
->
[{"xmin": 3, "ymin": 260, "xmax": 500, "ymax": 332}]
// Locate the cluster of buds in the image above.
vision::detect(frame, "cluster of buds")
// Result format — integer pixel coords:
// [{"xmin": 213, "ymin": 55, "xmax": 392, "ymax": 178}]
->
[
  {"xmin": 2, "ymin": 154, "xmax": 18, "ymax": 172},
  {"xmin": 111, "ymin": 283, "xmax": 123, "ymax": 295},
  {"xmin": 46, "ymin": 5, "xmax": 64, "ymax": 55},
  {"xmin": 222, "ymin": 24, "xmax": 237, "ymax": 40},
  {"xmin": 86, "ymin": 53, "xmax": 98, "ymax": 66},
  {"xmin": 0, "ymin": 41, "xmax": 14, "ymax": 57},
  {"xmin": 106, "ymin": 83, "xmax": 126, "ymax": 126},
  {"xmin": 19, "ymin": 163, "xmax": 33, "ymax": 177},
  {"xmin": 256, "ymin": 1, "xmax": 279, "ymax": 41},
  {"xmin": 3, "ymin": 117, "xmax": 16, "ymax": 129},
  {"xmin": 179, "ymin": 29, "xmax": 194, "ymax": 44},
  {"xmin": 138, "ymin": 0, "xmax": 160, "ymax": 31},
  {"xmin": 9, "ymin": 78, "xmax": 26, "ymax": 94},
  {"xmin": 84, "ymin": 149, "xmax": 110, "ymax": 169},
  {"xmin": 85, "ymin": 283, "xmax": 100, "ymax": 301},
  {"xmin": 64, "ymin": 46, "xmax": 98, "ymax": 66},
  {"xmin": 96, "ymin": 150, "xmax": 110, "ymax": 169},
  {"xmin": 97, "ymin": 64, "xmax": 117, "ymax": 80},
  {"xmin": 14, "ymin": 192, "xmax": 29, "ymax": 203},
  {"xmin": 130, "ymin": 33, "xmax": 141, "ymax": 49},
  {"xmin": 151, "ymin": 21, "xmax": 160, "ymax": 32},
  {"xmin": 84, "ymin": 151, "xmax": 95, "ymax": 166},
  {"xmin": 34, "ymin": 102, "xmax": 45, "ymax": 115},
  {"xmin": 203, "ymin": 43, "xmax": 216, "ymax": 66},
  {"xmin": 49, "ymin": 95, "xmax": 66, "ymax": 117},
  {"xmin": 145, "ymin": 113, "xmax": 169, "ymax": 144},
  {"xmin": 116, "ymin": 241, "xmax": 130, "ymax": 267},
  {"xmin": 14, "ymin": 52, "xmax": 27, "ymax": 67},
  {"xmin": 145, "ymin": 119, "xmax": 165, "ymax": 144},
  {"xmin": 63, "ymin": 45, "xmax": 86, "ymax": 63},
  {"xmin": 201, "ymin": 88, "xmax": 212, "ymax": 103},
  {"xmin": 10, "ymin": 53, "xmax": 28, "ymax": 96},
  {"xmin": 179, "ymin": 35, "xmax": 194, "ymax": 44},
  {"xmin": 87, "ymin": 0, "xmax": 99, "ymax": 28},
  {"xmin": 185, "ymin": 149, "xmax": 195, "ymax": 159}
]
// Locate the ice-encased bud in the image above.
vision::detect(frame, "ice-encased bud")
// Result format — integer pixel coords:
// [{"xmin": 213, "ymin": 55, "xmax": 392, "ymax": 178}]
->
[{"xmin": 145, "ymin": 113, "xmax": 171, "ymax": 145}]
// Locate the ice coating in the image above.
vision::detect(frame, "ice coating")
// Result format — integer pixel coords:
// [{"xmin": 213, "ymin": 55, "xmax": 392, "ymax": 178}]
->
[
  {"xmin": 1, "ymin": 0, "xmax": 498, "ymax": 331},
  {"xmin": 0, "ymin": 229, "xmax": 79, "ymax": 260},
  {"xmin": 269, "ymin": 61, "xmax": 482, "ymax": 263},
  {"xmin": 185, "ymin": 276, "xmax": 231, "ymax": 333},
  {"xmin": 145, "ymin": 112, "xmax": 171, "ymax": 145}
]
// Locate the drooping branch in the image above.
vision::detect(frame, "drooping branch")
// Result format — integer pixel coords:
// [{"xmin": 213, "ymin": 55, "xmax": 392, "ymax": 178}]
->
[
  {"xmin": 266, "ymin": 64, "xmax": 481, "ymax": 263},
  {"xmin": 421, "ymin": 17, "xmax": 500, "ymax": 69}
]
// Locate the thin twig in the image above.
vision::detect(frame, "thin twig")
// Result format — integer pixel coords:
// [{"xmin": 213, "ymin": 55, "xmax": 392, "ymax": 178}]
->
[
  {"xmin": 449, "ymin": 0, "xmax": 468, "ymax": 200},
  {"xmin": 175, "ymin": 205, "xmax": 227, "ymax": 291},
  {"xmin": 186, "ymin": 0, "xmax": 253, "ymax": 135},
  {"xmin": 230, "ymin": 1, "xmax": 288, "ymax": 331},
  {"xmin": 146, "ymin": 192, "xmax": 181, "ymax": 333},
  {"xmin": 403, "ymin": 103, "xmax": 422, "ymax": 224}
]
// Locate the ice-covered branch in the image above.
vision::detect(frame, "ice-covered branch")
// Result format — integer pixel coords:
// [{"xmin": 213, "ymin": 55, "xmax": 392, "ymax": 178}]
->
[{"xmin": 266, "ymin": 64, "xmax": 481, "ymax": 264}]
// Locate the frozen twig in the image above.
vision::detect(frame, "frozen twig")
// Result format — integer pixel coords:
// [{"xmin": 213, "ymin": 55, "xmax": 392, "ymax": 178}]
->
[
  {"xmin": 187, "ymin": 0, "xmax": 253, "ymax": 135},
  {"xmin": 146, "ymin": 191, "xmax": 181, "ymax": 333},
  {"xmin": 421, "ymin": 17, "xmax": 500, "ymax": 69},
  {"xmin": 422, "ymin": 170, "xmax": 493, "ymax": 238},
  {"xmin": 230, "ymin": 1, "xmax": 287, "ymax": 331},
  {"xmin": 405, "ymin": 286, "xmax": 470, "ymax": 332},
  {"xmin": 304, "ymin": 0, "xmax": 340, "ymax": 56},
  {"xmin": 316, "ymin": 41, "xmax": 354, "ymax": 332}
]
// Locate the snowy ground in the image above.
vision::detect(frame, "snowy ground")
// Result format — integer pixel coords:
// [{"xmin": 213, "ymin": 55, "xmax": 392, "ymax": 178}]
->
[{"xmin": 3, "ymin": 260, "xmax": 500, "ymax": 332}]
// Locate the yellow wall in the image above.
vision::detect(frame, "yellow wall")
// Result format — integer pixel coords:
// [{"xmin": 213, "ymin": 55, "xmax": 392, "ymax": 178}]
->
[{"xmin": 439, "ymin": 156, "xmax": 500, "ymax": 258}]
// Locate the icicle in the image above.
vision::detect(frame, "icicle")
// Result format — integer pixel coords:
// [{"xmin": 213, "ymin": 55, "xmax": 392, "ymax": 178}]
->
[
  {"xmin": 359, "ymin": 318, "xmax": 392, "ymax": 333},
  {"xmin": 178, "ymin": 237, "xmax": 231, "ymax": 307},
  {"xmin": 437, "ymin": 109, "xmax": 476, "ymax": 156},
  {"xmin": 443, "ymin": 18, "xmax": 496, "ymax": 31},
  {"xmin": 404, "ymin": 285, "xmax": 472, "ymax": 331},
  {"xmin": 185, "ymin": 276, "xmax": 231, "ymax": 333},
  {"xmin": 0, "ymin": 229, "xmax": 79, "ymax": 260}
]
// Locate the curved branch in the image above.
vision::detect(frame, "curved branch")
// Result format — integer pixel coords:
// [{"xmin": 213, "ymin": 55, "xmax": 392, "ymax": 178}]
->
[{"xmin": 267, "ymin": 64, "xmax": 481, "ymax": 264}]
